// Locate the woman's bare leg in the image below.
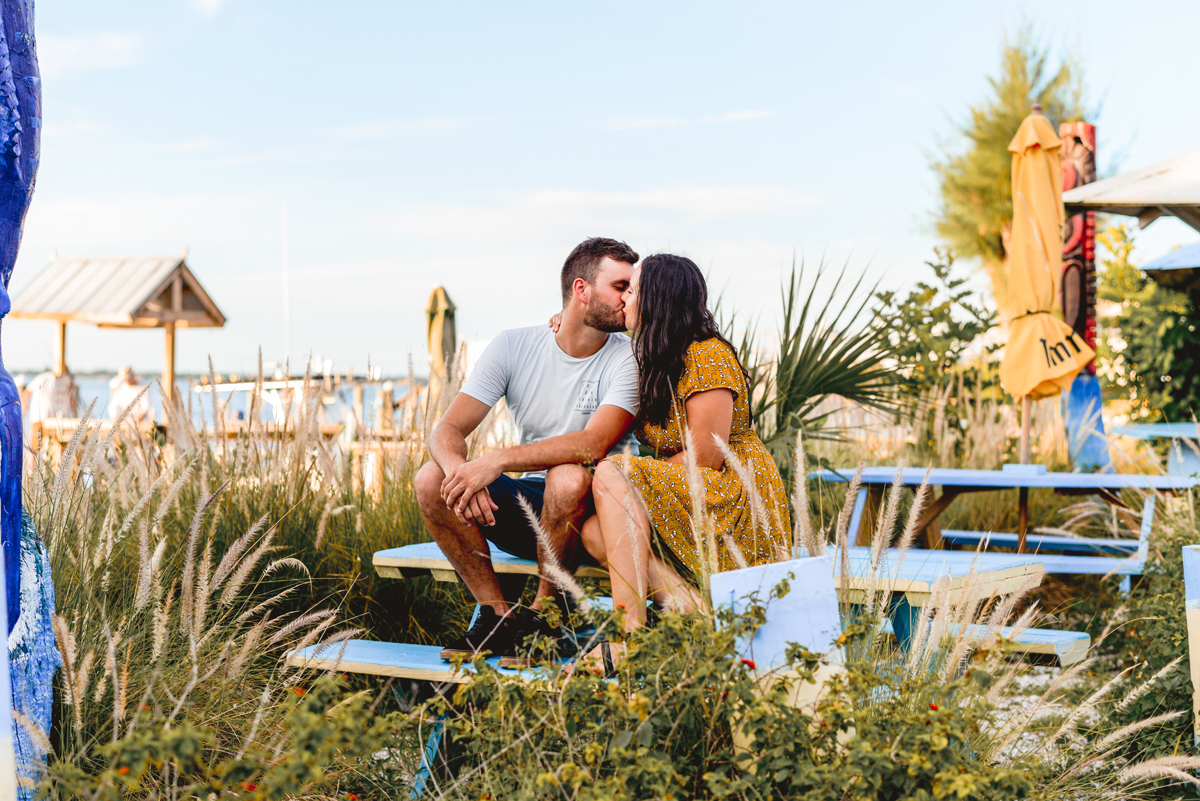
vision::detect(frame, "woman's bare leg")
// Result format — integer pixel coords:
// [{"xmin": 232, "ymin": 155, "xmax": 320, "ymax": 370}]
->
[{"xmin": 592, "ymin": 461, "xmax": 699, "ymax": 631}]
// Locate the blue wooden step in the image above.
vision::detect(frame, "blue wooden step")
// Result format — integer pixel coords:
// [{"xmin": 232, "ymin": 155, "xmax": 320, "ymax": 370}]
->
[
  {"xmin": 940, "ymin": 529, "xmax": 1139, "ymax": 555},
  {"xmin": 877, "ymin": 618, "xmax": 1089, "ymax": 667},
  {"xmin": 286, "ymin": 640, "xmax": 543, "ymax": 683}
]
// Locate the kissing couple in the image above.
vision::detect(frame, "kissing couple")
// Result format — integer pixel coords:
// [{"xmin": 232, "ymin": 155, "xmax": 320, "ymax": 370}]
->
[{"xmin": 415, "ymin": 237, "xmax": 791, "ymax": 670}]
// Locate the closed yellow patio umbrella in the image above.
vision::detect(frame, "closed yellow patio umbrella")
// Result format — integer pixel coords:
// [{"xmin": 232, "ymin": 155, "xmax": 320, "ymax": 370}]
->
[
  {"xmin": 1001, "ymin": 105, "xmax": 1097, "ymax": 551},
  {"xmin": 426, "ymin": 286, "xmax": 457, "ymax": 398},
  {"xmin": 1001, "ymin": 106, "xmax": 1095, "ymax": 405}
]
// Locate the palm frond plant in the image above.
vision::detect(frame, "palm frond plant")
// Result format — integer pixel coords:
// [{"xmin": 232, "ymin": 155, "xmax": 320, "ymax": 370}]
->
[{"xmin": 723, "ymin": 258, "xmax": 906, "ymax": 475}]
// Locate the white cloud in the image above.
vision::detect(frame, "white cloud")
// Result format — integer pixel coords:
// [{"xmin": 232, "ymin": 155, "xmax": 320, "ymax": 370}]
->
[
  {"xmin": 191, "ymin": 0, "xmax": 233, "ymax": 16},
  {"xmin": 602, "ymin": 109, "xmax": 777, "ymax": 131},
  {"xmin": 39, "ymin": 32, "xmax": 146, "ymax": 79}
]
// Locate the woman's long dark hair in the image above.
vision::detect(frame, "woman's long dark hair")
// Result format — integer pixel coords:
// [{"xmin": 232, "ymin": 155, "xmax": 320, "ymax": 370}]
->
[{"xmin": 634, "ymin": 253, "xmax": 748, "ymax": 426}]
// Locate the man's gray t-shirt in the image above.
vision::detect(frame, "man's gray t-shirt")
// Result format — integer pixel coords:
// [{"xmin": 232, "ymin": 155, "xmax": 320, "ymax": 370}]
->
[{"xmin": 460, "ymin": 325, "xmax": 640, "ymax": 477}]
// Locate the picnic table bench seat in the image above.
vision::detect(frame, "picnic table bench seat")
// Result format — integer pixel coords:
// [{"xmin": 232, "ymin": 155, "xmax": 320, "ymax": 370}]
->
[
  {"xmin": 365, "ymin": 542, "xmax": 1084, "ymax": 669},
  {"xmin": 876, "ymin": 618, "xmax": 1090, "ymax": 667},
  {"xmin": 939, "ymin": 529, "xmax": 1139, "ymax": 555},
  {"xmin": 286, "ymin": 640, "xmax": 534, "ymax": 684}
]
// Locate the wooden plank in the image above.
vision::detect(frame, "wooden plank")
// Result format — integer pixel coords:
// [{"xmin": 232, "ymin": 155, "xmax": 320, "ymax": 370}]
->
[
  {"xmin": 286, "ymin": 640, "xmax": 536, "ymax": 683},
  {"xmin": 1182, "ymin": 545, "xmax": 1200, "ymax": 747},
  {"xmin": 941, "ymin": 529, "xmax": 1138, "ymax": 555},
  {"xmin": 878, "ymin": 619, "xmax": 1090, "ymax": 666},
  {"xmin": 710, "ymin": 555, "xmax": 842, "ymax": 672},
  {"xmin": 812, "ymin": 467, "xmax": 1198, "ymax": 493},
  {"xmin": 373, "ymin": 542, "xmax": 609, "ymax": 581}
]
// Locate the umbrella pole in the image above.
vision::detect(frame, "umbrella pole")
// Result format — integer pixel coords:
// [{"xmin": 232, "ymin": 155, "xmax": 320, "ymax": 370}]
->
[{"xmin": 1018, "ymin": 395, "xmax": 1032, "ymax": 552}]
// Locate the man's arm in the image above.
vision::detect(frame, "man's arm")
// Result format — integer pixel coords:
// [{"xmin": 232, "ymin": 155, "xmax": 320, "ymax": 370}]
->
[
  {"xmin": 429, "ymin": 393, "xmax": 500, "ymax": 525},
  {"xmin": 440, "ymin": 404, "xmax": 634, "ymax": 517}
]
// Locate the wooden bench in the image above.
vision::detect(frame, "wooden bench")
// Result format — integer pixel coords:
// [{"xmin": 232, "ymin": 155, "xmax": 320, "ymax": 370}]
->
[
  {"xmin": 876, "ymin": 618, "xmax": 1089, "ymax": 667},
  {"xmin": 815, "ymin": 466, "xmax": 1192, "ymax": 594},
  {"xmin": 365, "ymin": 542, "xmax": 1090, "ymax": 668},
  {"xmin": 287, "ymin": 640, "xmax": 530, "ymax": 684},
  {"xmin": 1182, "ymin": 545, "xmax": 1200, "ymax": 746},
  {"xmin": 939, "ymin": 529, "xmax": 1138, "ymax": 555},
  {"xmin": 939, "ymin": 496, "xmax": 1155, "ymax": 593}
]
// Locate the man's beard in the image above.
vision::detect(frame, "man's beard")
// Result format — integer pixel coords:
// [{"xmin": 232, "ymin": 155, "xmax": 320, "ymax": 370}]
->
[{"xmin": 583, "ymin": 299, "xmax": 626, "ymax": 333}]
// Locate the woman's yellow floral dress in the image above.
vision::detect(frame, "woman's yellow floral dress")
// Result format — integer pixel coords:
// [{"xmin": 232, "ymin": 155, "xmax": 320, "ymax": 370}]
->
[{"xmin": 607, "ymin": 337, "xmax": 790, "ymax": 575}]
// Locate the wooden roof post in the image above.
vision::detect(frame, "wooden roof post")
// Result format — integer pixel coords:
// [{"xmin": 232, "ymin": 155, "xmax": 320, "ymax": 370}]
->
[
  {"xmin": 54, "ymin": 321, "xmax": 66, "ymax": 377},
  {"xmin": 163, "ymin": 322, "xmax": 176, "ymax": 405},
  {"xmin": 162, "ymin": 272, "xmax": 184, "ymax": 405}
]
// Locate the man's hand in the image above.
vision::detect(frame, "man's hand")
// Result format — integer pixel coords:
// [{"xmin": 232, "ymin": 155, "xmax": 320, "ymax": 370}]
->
[
  {"xmin": 457, "ymin": 488, "xmax": 499, "ymax": 527},
  {"xmin": 441, "ymin": 452, "xmax": 506, "ymax": 520}
]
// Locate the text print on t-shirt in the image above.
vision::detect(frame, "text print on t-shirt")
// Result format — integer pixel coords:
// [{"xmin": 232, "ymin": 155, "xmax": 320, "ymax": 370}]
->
[{"xmin": 574, "ymin": 380, "xmax": 600, "ymax": 415}]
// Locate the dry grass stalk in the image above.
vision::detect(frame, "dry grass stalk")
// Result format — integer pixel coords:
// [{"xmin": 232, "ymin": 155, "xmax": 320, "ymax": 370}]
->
[
  {"xmin": 791, "ymin": 430, "xmax": 818, "ymax": 557},
  {"xmin": 833, "ymin": 461, "xmax": 865, "ymax": 555},
  {"xmin": 722, "ymin": 535, "xmax": 749, "ymax": 570},
  {"xmin": 516, "ymin": 495, "xmax": 590, "ymax": 613},
  {"xmin": 1114, "ymin": 656, "xmax": 1182, "ymax": 714},
  {"xmin": 680, "ymin": 423, "xmax": 716, "ymax": 599}
]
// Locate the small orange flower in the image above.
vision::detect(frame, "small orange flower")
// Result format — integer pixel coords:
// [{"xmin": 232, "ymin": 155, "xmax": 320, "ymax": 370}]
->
[
  {"xmin": 929, "ymin": 703, "xmax": 939, "ymax": 711},
  {"xmin": 292, "ymin": 687, "xmax": 307, "ymax": 696},
  {"xmin": 346, "ymin": 794, "xmax": 358, "ymax": 800},
  {"xmin": 242, "ymin": 781, "xmax": 257, "ymax": 791},
  {"xmin": 117, "ymin": 766, "xmax": 129, "ymax": 775},
  {"xmin": 740, "ymin": 659, "xmax": 756, "ymax": 670}
]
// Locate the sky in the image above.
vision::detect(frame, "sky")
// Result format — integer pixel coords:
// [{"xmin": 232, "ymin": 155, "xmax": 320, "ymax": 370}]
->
[{"xmin": 5, "ymin": 0, "xmax": 1200, "ymax": 377}]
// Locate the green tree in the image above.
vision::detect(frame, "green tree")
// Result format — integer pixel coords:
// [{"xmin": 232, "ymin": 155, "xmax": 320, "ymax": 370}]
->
[
  {"xmin": 874, "ymin": 249, "xmax": 997, "ymax": 395},
  {"xmin": 931, "ymin": 27, "xmax": 1088, "ymax": 311},
  {"xmin": 1096, "ymin": 224, "xmax": 1200, "ymax": 421}
]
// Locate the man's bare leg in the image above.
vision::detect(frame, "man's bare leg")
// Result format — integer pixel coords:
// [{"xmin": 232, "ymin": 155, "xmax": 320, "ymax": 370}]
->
[
  {"xmin": 533, "ymin": 464, "xmax": 593, "ymax": 604},
  {"xmin": 414, "ymin": 461, "xmax": 511, "ymax": 616}
]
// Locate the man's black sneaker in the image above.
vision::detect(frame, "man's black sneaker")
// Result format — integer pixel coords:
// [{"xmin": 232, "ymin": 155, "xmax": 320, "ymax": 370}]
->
[
  {"xmin": 498, "ymin": 608, "xmax": 573, "ymax": 668},
  {"xmin": 439, "ymin": 607, "xmax": 522, "ymax": 660}
]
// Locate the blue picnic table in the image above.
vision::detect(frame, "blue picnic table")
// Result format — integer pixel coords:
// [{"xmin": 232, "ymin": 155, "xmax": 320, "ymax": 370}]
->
[
  {"xmin": 1114, "ymin": 423, "xmax": 1200, "ymax": 479},
  {"xmin": 812, "ymin": 465, "xmax": 1199, "ymax": 591},
  {"xmin": 367, "ymin": 540, "xmax": 1061, "ymax": 659}
]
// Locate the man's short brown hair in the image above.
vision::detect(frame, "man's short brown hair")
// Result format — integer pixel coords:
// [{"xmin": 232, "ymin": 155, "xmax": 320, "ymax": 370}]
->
[{"xmin": 560, "ymin": 237, "xmax": 639, "ymax": 304}]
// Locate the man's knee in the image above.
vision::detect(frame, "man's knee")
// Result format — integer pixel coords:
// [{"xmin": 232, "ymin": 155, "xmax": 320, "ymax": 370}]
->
[
  {"xmin": 544, "ymin": 464, "xmax": 593, "ymax": 508},
  {"xmin": 414, "ymin": 461, "xmax": 447, "ymax": 513},
  {"xmin": 591, "ymin": 459, "xmax": 623, "ymax": 502}
]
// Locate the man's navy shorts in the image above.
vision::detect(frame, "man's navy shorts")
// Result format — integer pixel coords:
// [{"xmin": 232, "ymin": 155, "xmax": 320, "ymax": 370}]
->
[{"xmin": 480, "ymin": 474, "xmax": 546, "ymax": 561}]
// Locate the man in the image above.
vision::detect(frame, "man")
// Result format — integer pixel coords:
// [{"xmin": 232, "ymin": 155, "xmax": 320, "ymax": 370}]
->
[
  {"xmin": 108, "ymin": 365, "xmax": 151, "ymax": 422},
  {"xmin": 415, "ymin": 237, "xmax": 640, "ymax": 665}
]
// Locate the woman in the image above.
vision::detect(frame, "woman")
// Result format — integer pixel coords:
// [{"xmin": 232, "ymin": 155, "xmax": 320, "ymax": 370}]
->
[{"xmin": 574, "ymin": 253, "xmax": 791, "ymax": 662}]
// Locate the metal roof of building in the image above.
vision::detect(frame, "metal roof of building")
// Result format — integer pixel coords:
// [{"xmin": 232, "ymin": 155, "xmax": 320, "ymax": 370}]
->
[
  {"xmin": 1140, "ymin": 241, "xmax": 1200, "ymax": 291},
  {"xmin": 9, "ymin": 256, "xmax": 226, "ymax": 328},
  {"xmin": 1063, "ymin": 149, "xmax": 1200, "ymax": 233}
]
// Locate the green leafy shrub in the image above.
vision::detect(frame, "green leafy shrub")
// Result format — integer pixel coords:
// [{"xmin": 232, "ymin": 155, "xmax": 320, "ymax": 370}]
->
[
  {"xmin": 43, "ymin": 675, "xmax": 407, "ymax": 800},
  {"xmin": 404, "ymin": 597, "xmax": 1040, "ymax": 801}
]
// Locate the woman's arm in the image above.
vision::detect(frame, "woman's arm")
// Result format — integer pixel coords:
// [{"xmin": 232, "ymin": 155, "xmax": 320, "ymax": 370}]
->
[{"xmin": 665, "ymin": 388, "xmax": 734, "ymax": 470}]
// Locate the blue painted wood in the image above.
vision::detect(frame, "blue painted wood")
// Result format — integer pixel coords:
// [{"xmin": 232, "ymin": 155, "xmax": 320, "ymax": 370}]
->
[
  {"xmin": 0, "ymin": 0, "xmax": 39, "ymax": 640},
  {"xmin": 838, "ymin": 546, "xmax": 1042, "ymax": 583},
  {"xmin": 289, "ymin": 640, "xmax": 539, "ymax": 681},
  {"xmin": 409, "ymin": 714, "xmax": 445, "ymax": 799},
  {"xmin": 1114, "ymin": 424, "xmax": 1200, "ymax": 479},
  {"xmin": 940, "ymin": 529, "xmax": 1139, "ymax": 555},
  {"xmin": 877, "ymin": 618, "xmax": 1089, "ymax": 661},
  {"xmin": 377, "ymin": 542, "xmax": 1044, "ymax": 588},
  {"xmin": 811, "ymin": 466, "xmax": 1198, "ymax": 491},
  {"xmin": 1182, "ymin": 545, "xmax": 1200, "ymax": 609},
  {"xmin": 1117, "ymin": 423, "xmax": 1200, "ymax": 439},
  {"xmin": 709, "ymin": 555, "xmax": 842, "ymax": 671}
]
